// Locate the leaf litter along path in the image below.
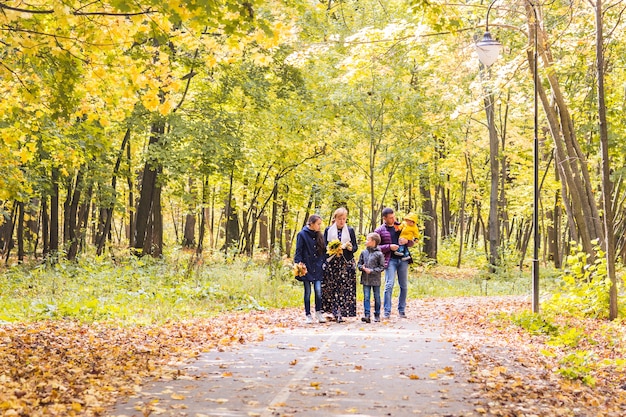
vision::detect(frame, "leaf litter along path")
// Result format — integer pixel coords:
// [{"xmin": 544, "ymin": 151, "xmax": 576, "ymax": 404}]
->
[{"xmin": 108, "ymin": 300, "xmax": 483, "ymax": 417}]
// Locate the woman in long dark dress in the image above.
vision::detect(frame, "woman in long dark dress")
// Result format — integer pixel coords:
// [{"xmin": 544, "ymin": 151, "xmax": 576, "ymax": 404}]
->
[{"xmin": 322, "ymin": 207, "xmax": 358, "ymax": 322}]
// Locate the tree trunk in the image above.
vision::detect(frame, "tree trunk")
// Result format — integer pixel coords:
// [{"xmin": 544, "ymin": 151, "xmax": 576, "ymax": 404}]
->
[
  {"xmin": 210, "ymin": 185, "xmax": 216, "ymax": 249},
  {"xmin": 77, "ymin": 184, "xmax": 92, "ymax": 254},
  {"xmin": 546, "ymin": 190, "xmax": 562, "ymax": 268},
  {"xmin": 2, "ymin": 203, "xmax": 17, "ymax": 264},
  {"xmin": 127, "ymin": 139, "xmax": 134, "ymax": 247},
  {"xmin": 594, "ymin": 0, "xmax": 618, "ymax": 320},
  {"xmin": 259, "ymin": 213, "xmax": 269, "ymax": 250},
  {"xmin": 25, "ymin": 198, "xmax": 40, "ymax": 256},
  {"xmin": 270, "ymin": 180, "xmax": 279, "ymax": 255},
  {"xmin": 457, "ymin": 170, "xmax": 469, "ymax": 269},
  {"xmin": 133, "ymin": 120, "xmax": 165, "ymax": 256},
  {"xmin": 97, "ymin": 128, "xmax": 131, "ymax": 255},
  {"xmin": 439, "ymin": 183, "xmax": 451, "ymax": 239},
  {"xmin": 67, "ymin": 167, "xmax": 84, "ymax": 261},
  {"xmin": 0, "ymin": 202, "xmax": 13, "ymax": 256},
  {"xmin": 63, "ymin": 177, "xmax": 72, "ymax": 246},
  {"xmin": 484, "ymin": 86, "xmax": 500, "ymax": 271},
  {"xmin": 183, "ymin": 213, "xmax": 196, "ymax": 248},
  {"xmin": 151, "ymin": 182, "xmax": 163, "ymax": 257},
  {"xmin": 420, "ymin": 178, "xmax": 437, "ymax": 260},
  {"xmin": 527, "ymin": 3, "xmax": 602, "ymax": 258},
  {"xmin": 224, "ymin": 166, "xmax": 239, "ymax": 253},
  {"xmin": 49, "ymin": 168, "xmax": 60, "ymax": 257},
  {"xmin": 41, "ymin": 197, "xmax": 49, "ymax": 256},
  {"xmin": 17, "ymin": 201, "xmax": 24, "ymax": 263}
]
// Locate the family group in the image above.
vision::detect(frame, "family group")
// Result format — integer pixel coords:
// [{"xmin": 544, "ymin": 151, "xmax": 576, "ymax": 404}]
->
[{"xmin": 293, "ymin": 207, "xmax": 420, "ymax": 323}]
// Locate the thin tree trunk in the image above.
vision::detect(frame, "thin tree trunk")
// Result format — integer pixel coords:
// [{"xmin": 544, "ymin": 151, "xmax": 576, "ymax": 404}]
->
[
  {"xmin": 77, "ymin": 185, "xmax": 92, "ymax": 254},
  {"xmin": 17, "ymin": 201, "xmax": 24, "ymax": 263},
  {"xmin": 127, "ymin": 139, "xmax": 134, "ymax": 247},
  {"xmin": 594, "ymin": 0, "xmax": 618, "ymax": 319},
  {"xmin": 49, "ymin": 168, "xmax": 60, "ymax": 258},
  {"xmin": 484, "ymin": 87, "xmax": 500, "ymax": 270},
  {"xmin": 3, "ymin": 203, "xmax": 17, "ymax": 264},
  {"xmin": 97, "ymin": 128, "xmax": 131, "ymax": 255},
  {"xmin": 224, "ymin": 165, "xmax": 237, "ymax": 253},
  {"xmin": 42, "ymin": 197, "xmax": 49, "ymax": 256},
  {"xmin": 67, "ymin": 167, "xmax": 84, "ymax": 261},
  {"xmin": 270, "ymin": 179, "xmax": 279, "ymax": 255},
  {"xmin": 457, "ymin": 170, "xmax": 469, "ymax": 269}
]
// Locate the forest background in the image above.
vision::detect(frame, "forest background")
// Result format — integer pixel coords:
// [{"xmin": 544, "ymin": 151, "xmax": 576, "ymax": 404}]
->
[
  {"xmin": 1, "ymin": 0, "xmax": 626, "ymax": 414},
  {"xmin": 1, "ymin": 0, "xmax": 625, "ymax": 312}
]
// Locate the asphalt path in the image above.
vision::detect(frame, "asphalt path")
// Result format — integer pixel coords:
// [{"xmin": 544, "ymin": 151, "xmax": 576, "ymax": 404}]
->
[{"xmin": 107, "ymin": 312, "xmax": 481, "ymax": 417}]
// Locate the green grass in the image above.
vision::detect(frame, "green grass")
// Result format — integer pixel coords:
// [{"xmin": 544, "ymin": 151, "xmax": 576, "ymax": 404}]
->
[
  {"xmin": 0, "ymin": 251, "xmax": 560, "ymax": 324},
  {"xmin": 0, "ymin": 254, "xmax": 303, "ymax": 324}
]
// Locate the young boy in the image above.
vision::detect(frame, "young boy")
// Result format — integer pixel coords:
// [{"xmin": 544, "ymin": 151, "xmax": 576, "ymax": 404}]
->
[
  {"xmin": 394, "ymin": 212, "xmax": 420, "ymax": 261},
  {"xmin": 357, "ymin": 232, "xmax": 386, "ymax": 323}
]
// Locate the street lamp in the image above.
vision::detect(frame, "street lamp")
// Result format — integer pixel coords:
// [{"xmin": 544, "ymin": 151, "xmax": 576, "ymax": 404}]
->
[{"xmin": 475, "ymin": 0, "xmax": 540, "ymax": 313}]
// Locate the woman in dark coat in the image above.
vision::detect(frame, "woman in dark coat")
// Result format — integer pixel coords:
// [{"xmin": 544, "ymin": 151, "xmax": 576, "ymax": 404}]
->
[
  {"xmin": 322, "ymin": 207, "xmax": 358, "ymax": 322},
  {"xmin": 294, "ymin": 214, "xmax": 327, "ymax": 324}
]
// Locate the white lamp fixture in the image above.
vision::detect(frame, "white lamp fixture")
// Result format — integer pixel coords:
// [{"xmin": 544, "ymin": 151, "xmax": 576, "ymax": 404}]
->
[{"xmin": 475, "ymin": 31, "xmax": 502, "ymax": 67}]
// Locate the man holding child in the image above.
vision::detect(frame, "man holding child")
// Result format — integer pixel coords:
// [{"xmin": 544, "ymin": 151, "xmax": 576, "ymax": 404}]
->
[{"xmin": 375, "ymin": 207, "xmax": 415, "ymax": 319}]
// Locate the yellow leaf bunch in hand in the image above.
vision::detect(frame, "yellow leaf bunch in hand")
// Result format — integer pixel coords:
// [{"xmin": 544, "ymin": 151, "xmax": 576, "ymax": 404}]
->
[
  {"xmin": 293, "ymin": 262, "xmax": 307, "ymax": 277},
  {"xmin": 326, "ymin": 239, "xmax": 342, "ymax": 256}
]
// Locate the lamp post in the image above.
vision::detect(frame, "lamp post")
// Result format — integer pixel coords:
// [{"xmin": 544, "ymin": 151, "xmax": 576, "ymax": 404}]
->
[{"xmin": 476, "ymin": 0, "xmax": 540, "ymax": 313}]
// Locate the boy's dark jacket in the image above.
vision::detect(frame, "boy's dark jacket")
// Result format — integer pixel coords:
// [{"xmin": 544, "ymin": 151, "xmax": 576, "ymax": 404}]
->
[{"xmin": 357, "ymin": 246, "xmax": 385, "ymax": 286}]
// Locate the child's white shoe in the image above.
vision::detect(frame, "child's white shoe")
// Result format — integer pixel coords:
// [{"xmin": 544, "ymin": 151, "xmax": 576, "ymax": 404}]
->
[{"xmin": 305, "ymin": 315, "xmax": 313, "ymax": 324}]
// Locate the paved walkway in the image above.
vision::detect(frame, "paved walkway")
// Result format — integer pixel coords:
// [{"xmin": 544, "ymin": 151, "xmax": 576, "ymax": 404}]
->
[{"xmin": 107, "ymin": 312, "xmax": 481, "ymax": 417}]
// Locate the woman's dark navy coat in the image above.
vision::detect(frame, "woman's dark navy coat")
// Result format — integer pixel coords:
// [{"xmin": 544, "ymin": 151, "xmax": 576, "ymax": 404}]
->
[{"xmin": 294, "ymin": 226, "xmax": 325, "ymax": 282}]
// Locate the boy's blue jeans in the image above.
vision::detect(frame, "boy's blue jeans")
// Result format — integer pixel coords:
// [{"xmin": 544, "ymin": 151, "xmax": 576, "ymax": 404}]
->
[
  {"xmin": 303, "ymin": 280, "xmax": 322, "ymax": 315},
  {"xmin": 363, "ymin": 285, "xmax": 381, "ymax": 317}
]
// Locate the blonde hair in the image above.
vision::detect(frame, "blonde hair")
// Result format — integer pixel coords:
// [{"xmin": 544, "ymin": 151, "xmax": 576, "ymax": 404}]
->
[
  {"xmin": 332, "ymin": 207, "xmax": 348, "ymax": 220},
  {"xmin": 367, "ymin": 232, "xmax": 381, "ymax": 246}
]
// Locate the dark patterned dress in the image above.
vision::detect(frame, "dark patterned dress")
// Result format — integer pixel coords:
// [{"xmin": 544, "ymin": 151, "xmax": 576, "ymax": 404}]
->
[
  {"xmin": 322, "ymin": 254, "xmax": 357, "ymax": 318},
  {"xmin": 322, "ymin": 227, "xmax": 358, "ymax": 318}
]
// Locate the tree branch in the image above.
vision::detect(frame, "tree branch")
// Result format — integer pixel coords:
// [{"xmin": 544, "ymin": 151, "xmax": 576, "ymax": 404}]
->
[{"xmin": 0, "ymin": 3, "xmax": 154, "ymax": 16}]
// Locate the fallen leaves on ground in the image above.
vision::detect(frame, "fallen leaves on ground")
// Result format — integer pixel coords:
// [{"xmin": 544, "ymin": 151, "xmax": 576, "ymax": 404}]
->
[
  {"xmin": 2, "ymin": 296, "xmax": 625, "ymax": 416},
  {"xmin": 0, "ymin": 309, "xmax": 297, "ymax": 416},
  {"xmin": 434, "ymin": 296, "xmax": 626, "ymax": 417}
]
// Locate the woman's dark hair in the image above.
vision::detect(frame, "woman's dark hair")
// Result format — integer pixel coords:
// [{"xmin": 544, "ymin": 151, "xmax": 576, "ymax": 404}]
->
[
  {"xmin": 307, "ymin": 214, "xmax": 322, "ymax": 226},
  {"xmin": 307, "ymin": 214, "xmax": 326, "ymax": 256}
]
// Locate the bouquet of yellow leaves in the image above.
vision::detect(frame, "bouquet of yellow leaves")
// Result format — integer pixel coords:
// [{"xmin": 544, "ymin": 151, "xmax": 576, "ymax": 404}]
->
[
  {"xmin": 326, "ymin": 239, "xmax": 343, "ymax": 257},
  {"xmin": 293, "ymin": 262, "xmax": 308, "ymax": 279}
]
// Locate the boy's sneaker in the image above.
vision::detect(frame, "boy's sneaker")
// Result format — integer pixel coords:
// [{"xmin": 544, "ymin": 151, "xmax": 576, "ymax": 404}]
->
[
  {"xmin": 305, "ymin": 315, "xmax": 313, "ymax": 324},
  {"xmin": 383, "ymin": 313, "xmax": 390, "ymax": 320},
  {"xmin": 399, "ymin": 312, "xmax": 407, "ymax": 318},
  {"xmin": 361, "ymin": 316, "xmax": 371, "ymax": 323},
  {"xmin": 373, "ymin": 314, "xmax": 380, "ymax": 322},
  {"xmin": 315, "ymin": 311, "xmax": 326, "ymax": 323}
]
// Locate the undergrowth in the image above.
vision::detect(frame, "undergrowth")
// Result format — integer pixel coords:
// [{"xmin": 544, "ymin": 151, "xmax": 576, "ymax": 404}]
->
[{"xmin": 504, "ymin": 243, "xmax": 625, "ymax": 386}]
